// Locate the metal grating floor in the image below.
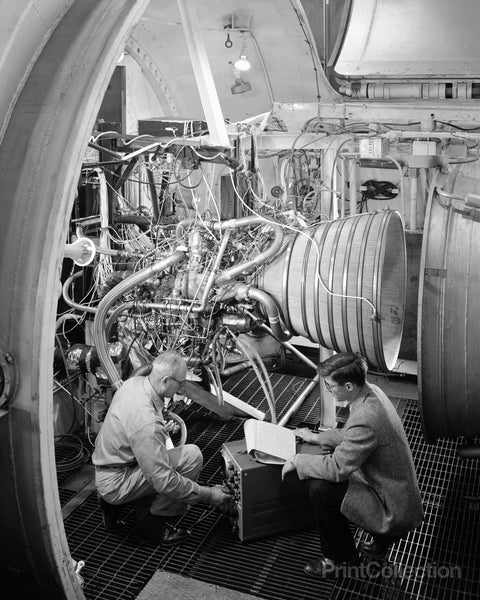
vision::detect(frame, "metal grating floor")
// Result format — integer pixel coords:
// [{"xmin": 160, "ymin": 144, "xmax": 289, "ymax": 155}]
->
[{"xmin": 63, "ymin": 371, "xmax": 480, "ymax": 600}]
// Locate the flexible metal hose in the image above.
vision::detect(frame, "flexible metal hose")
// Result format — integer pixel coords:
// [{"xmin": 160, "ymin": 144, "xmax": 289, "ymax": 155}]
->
[{"xmin": 92, "ymin": 251, "xmax": 185, "ymax": 390}]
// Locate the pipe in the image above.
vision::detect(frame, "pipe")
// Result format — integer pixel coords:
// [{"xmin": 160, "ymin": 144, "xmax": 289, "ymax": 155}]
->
[
  {"xmin": 278, "ymin": 373, "xmax": 321, "ymax": 427},
  {"xmin": 349, "ymin": 158, "xmax": 358, "ymax": 215},
  {"xmin": 104, "ymin": 301, "xmax": 136, "ymax": 340},
  {"xmin": 339, "ymin": 155, "xmax": 346, "ymax": 218},
  {"xmin": 409, "ymin": 168, "xmax": 418, "ymax": 230},
  {"xmin": 244, "ymin": 311, "xmax": 318, "ymax": 371},
  {"xmin": 93, "ymin": 251, "xmax": 185, "ymax": 389},
  {"xmin": 385, "ymin": 155, "xmax": 406, "ymax": 224},
  {"xmin": 234, "ymin": 284, "xmax": 291, "ymax": 342},
  {"xmin": 88, "ymin": 140, "xmax": 123, "ymax": 159},
  {"xmin": 165, "ymin": 411, "xmax": 187, "ymax": 446},
  {"xmin": 62, "ymin": 272, "xmax": 98, "ymax": 314},
  {"xmin": 96, "ymin": 246, "xmax": 122, "ymax": 256},
  {"xmin": 176, "ymin": 216, "xmax": 284, "ymax": 286},
  {"xmin": 385, "ymin": 130, "xmax": 480, "ymax": 140},
  {"xmin": 266, "ymin": 328, "xmax": 316, "ymax": 369},
  {"xmin": 436, "ymin": 188, "xmax": 464, "ymax": 202},
  {"xmin": 220, "ymin": 360, "xmax": 251, "ymax": 376},
  {"xmin": 192, "ymin": 228, "xmax": 231, "ymax": 312},
  {"xmin": 132, "ymin": 300, "xmax": 206, "ymax": 312},
  {"xmin": 113, "ymin": 214, "xmax": 151, "ymax": 231},
  {"xmin": 213, "ymin": 219, "xmax": 284, "ymax": 285}
]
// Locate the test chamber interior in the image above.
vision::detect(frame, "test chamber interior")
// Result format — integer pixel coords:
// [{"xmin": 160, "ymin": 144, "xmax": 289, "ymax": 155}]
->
[{"xmin": 2, "ymin": 0, "xmax": 480, "ymax": 597}]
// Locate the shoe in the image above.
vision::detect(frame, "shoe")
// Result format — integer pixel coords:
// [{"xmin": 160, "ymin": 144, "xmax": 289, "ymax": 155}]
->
[
  {"xmin": 98, "ymin": 495, "xmax": 122, "ymax": 531},
  {"xmin": 138, "ymin": 512, "xmax": 191, "ymax": 546},
  {"xmin": 159, "ymin": 523, "xmax": 191, "ymax": 546},
  {"xmin": 358, "ymin": 536, "xmax": 399, "ymax": 559},
  {"xmin": 304, "ymin": 555, "xmax": 360, "ymax": 578}
]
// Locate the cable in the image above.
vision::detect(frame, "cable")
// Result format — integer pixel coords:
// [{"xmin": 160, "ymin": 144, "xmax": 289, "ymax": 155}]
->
[
  {"xmin": 184, "ymin": 506, "xmax": 218, "ymax": 533},
  {"xmin": 358, "ymin": 180, "xmax": 399, "ymax": 214},
  {"xmin": 228, "ymin": 171, "xmax": 379, "ymax": 319},
  {"xmin": 54, "ymin": 434, "xmax": 91, "ymax": 473},
  {"xmin": 435, "ymin": 120, "xmax": 480, "ymax": 132},
  {"xmin": 121, "ymin": 134, "xmax": 154, "ymax": 146},
  {"xmin": 361, "ymin": 180, "xmax": 398, "ymax": 200},
  {"xmin": 54, "ymin": 334, "xmax": 82, "ymax": 434}
]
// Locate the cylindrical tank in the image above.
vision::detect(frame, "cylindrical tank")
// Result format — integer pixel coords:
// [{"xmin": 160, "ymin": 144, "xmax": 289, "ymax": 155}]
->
[
  {"xmin": 419, "ymin": 172, "xmax": 480, "ymax": 441},
  {"xmin": 256, "ymin": 210, "xmax": 406, "ymax": 371}
]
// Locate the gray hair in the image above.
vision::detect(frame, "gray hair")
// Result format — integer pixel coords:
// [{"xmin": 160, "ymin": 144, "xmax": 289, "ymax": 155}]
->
[{"xmin": 150, "ymin": 352, "xmax": 186, "ymax": 380}]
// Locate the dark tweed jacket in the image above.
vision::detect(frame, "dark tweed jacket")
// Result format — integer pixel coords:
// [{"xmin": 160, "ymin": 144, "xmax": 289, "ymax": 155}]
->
[{"xmin": 291, "ymin": 383, "xmax": 424, "ymax": 536}]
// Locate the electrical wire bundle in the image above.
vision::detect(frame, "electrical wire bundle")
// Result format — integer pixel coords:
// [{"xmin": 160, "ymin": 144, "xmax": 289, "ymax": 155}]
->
[
  {"xmin": 54, "ymin": 433, "xmax": 91, "ymax": 474},
  {"xmin": 358, "ymin": 179, "xmax": 398, "ymax": 213}
]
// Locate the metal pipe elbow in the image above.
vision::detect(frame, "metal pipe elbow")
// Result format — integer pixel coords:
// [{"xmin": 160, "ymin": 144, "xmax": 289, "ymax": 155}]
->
[
  {"xmin": 214, "ymin": 220, "xmax": 284, "ymax": 285},
  {"xmin": 234, "ymin": 284, "xmax": 291, "ymax": 342}
]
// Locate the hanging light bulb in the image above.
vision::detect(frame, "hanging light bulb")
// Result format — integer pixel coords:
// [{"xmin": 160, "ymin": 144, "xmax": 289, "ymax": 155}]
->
[{"xmin": 234, "ymin": 53, "xmax": 251, "ymax": 71}]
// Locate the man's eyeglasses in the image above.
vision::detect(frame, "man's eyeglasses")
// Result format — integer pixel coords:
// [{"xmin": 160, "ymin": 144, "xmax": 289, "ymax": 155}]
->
[
  {"xmin": 324, "ymin": 379, "xmax": 341, "ymax": 393},
  {"xmin": 170, "ymin": 376, "xmax": 186, "ymax": 387}
]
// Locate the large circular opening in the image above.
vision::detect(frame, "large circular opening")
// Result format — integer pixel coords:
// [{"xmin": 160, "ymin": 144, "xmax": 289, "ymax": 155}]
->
[{"xmin": 0, "ymin": 1, "xmax": 150, "ymax": 596}]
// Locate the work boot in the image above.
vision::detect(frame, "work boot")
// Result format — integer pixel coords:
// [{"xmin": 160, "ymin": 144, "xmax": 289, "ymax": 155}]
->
[
  {"xmin": 97, "ymin": 495, "xmax": 122, "ymax": 531},
  {"xmin": 138, "ymin": 512, "xmax": 191, "ymax": 546}
]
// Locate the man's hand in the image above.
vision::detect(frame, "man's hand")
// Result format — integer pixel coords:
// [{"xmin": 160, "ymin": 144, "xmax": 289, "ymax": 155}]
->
[
  {"xmin": 281, "ymin": 458, "xmax": 296, "ymax": 481},
  {"xmin": 209, "ymin": 485, "xmax": 234, "ymax": 513},
  {"xmin": 294, "ymin": 427, "xmax": 317, "ymax": 444}
]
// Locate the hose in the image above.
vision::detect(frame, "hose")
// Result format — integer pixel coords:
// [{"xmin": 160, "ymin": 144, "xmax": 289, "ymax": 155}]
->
[
  {"xmin": 165, "ymin": 411, "xmax": 187, "ymax": 447},
  {"xmin": 233, "ymin": 332, "xmax": 277, "ymax": 424},
  {"xmin": 92, "ymin": 251, "xmax": 185, "ymax": 390}
]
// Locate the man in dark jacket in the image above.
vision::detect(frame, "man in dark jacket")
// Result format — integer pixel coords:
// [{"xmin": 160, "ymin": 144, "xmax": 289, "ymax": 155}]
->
[{"xmin": 282, "ymin": 352, "xmax": 423, "ymax": 578}]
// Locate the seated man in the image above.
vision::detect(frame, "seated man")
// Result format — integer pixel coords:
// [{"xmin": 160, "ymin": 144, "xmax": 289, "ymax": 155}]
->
[
  {"xmin": 282, "ymin": 352, "xmax": 423, "ymax": 577},
  {"xmin": 92, "ymin": 351, "xmax": 233, "ymax": 546}
]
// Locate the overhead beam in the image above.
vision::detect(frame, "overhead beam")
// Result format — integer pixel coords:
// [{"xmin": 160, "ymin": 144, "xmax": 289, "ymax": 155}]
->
[{"xmin": 176, "ymin": 0, "xmax": 230, "ymax": 147}]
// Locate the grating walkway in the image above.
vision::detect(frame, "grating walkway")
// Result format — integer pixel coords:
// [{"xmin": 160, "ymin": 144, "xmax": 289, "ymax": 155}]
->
[{"xmin": 63, "ymin": 371, "xmax": 480, "ymax": 600}]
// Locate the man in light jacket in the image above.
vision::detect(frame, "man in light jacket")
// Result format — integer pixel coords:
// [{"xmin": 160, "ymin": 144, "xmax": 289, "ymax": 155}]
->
[
  {"xmin": 282, "ymin": 352, "xmax": 423, "ymax": 578},
  {"xmin": 93, "ymin": 352, "xmax": 232, "ymax": 546}
]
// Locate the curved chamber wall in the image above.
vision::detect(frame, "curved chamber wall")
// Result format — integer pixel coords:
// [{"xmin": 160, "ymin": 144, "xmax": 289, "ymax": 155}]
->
[
  {"xmin": 419, "ymin": 172, "xmax": 480, "ymax": 441},
  {"xmin": 0, "ymin": 0, "xmax": 149, "ymax": 596},
  {"xmin": 257, "ymin": 210, "xmax": 406, "ymax": 372}
]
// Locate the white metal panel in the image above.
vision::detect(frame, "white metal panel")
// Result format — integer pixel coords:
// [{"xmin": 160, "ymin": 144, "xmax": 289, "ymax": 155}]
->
[{"xmin": 335, "ymin": 0, "xmax": 480, "ymax": 78}]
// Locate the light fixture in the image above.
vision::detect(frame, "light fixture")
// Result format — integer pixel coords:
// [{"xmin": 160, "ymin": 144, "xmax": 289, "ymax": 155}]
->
[
  {"xmin": 234, "ymin": 54, "xmax": 251, "ymax": 71},
  {"xmin": 231, "ymin": 76, "xmax": 252, "ymax": 95},
  {"xmin": 234, "ymin": 32, "xmax": 251, "ymax": 71}
]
